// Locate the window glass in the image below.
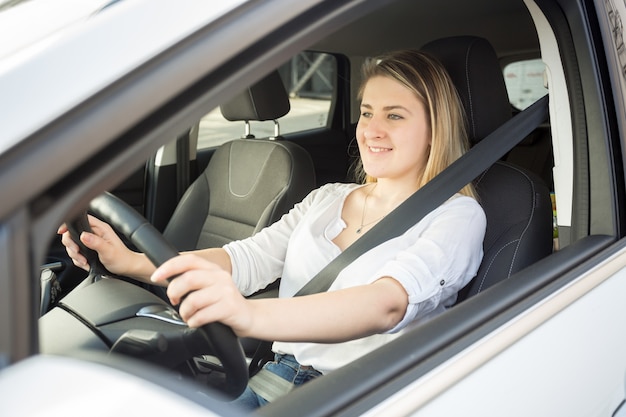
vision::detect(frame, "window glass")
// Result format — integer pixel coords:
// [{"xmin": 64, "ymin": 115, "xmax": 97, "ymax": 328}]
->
[
  {"xmin": 504, "ymin": 59, "xmax": 548, "ymax": 110},
  {"xmin": 198, "ymin": 52, "xmax": 335, "ymax": 149}
]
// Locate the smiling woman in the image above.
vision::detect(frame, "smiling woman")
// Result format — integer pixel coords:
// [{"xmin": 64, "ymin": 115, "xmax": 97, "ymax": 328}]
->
[
  {"xmin": 354, "ymin": 50, "xmax": 475, "ymax": 198},
  {"xmin": 1, "ymin": 0, "xmax": 625, "ymax": 415},
  {"xmin": 357, "ymin": 76, "xmax": 432, "ymax": 186}
]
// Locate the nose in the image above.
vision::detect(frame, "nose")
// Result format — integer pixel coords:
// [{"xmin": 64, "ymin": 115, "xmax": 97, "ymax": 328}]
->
[{"xmin": 361, "ymin": 115, "xmax": 384, "ymax": 140}]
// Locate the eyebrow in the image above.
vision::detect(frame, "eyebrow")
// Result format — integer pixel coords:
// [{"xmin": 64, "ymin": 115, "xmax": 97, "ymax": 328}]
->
[{"xmin": 360, "ymin": 103, "xmax": 413, "ymax": 114}]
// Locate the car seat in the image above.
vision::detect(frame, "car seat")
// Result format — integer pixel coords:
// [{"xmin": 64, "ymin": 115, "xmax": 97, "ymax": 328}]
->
[
  {"xmin": 162, "ymin": 70, "xmax": 316, "ymax": 251},
  {"xmin": 421, "ymin": 36, "xmax": 554, "ymax": 302}
]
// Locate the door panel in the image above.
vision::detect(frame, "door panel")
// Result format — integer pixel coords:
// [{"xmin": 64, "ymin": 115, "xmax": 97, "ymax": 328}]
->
[{"xmin": 367, "ymin": 244, "xmax": 626, "ymax": 416}]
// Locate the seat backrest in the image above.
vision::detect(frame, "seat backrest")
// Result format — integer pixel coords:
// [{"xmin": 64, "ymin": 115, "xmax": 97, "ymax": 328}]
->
[
  {"xmin": 163, "ymin": 71, "xmax": 316, "ymax": 250},
  {"xmin": 504, "ymin": 122, "xmax": 554, "ymax": 190},
  {"xmin": 421, "ymin": 36, "xmax": 553, "ymax": 301}
]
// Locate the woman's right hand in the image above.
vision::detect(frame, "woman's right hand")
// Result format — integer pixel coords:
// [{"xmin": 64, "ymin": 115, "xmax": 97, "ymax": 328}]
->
[{"xmin": 58, "ymin": 215, "xmax": 138, "ymax": 276}]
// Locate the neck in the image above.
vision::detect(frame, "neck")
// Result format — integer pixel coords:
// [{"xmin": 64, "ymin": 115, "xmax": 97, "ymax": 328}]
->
[{"xmin": 367, "ymin": 179, "xmax": 419, "ymax": 210}]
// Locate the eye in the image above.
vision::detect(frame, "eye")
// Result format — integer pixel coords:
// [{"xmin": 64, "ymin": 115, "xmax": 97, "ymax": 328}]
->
[
  {"xmin": 388, "ymin": 113, "xmax": 403, "ymax": 120},
  {"xmin": 361, "ymin": 111, "xmax": 373, "ymax": 118}
]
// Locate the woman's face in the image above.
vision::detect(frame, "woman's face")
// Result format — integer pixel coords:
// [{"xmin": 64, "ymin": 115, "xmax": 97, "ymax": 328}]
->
[{"xmin": 356, "ymin": 75, "xmax": 432, "ymax": 184}]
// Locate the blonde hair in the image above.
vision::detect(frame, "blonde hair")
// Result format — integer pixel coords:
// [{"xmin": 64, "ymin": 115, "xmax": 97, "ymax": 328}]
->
[{"xmin": 354, "ymin": 50, "xmax": 476, "ymax": 199}]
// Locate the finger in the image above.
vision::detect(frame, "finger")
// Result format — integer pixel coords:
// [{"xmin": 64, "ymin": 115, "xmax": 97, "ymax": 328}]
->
[
  {"xmin": 69, "ymin": 246, "xmax": 88, "ymax": 266},
  {"xmin": 180, "ymin": 285, "xmax": 249, "ymax": 331},
  {"xmin": 176, "ymin": 286, "xmax": 220, "ymax": 324},
  {"xmin": 79, "ymin": 231, "xmax": 100, "ymax": 250},
  {"xmin": 86, "ymin": 214, "xmax": 106, "ymax": 232},
  {"xmin": 185, "ymin": 303, "xmax": 223, "ymax": 329},
  {"xmin": 60, "ymin": 231, "xmax": 80, "ymax": 253},
  {"xmin": 151, "ymin": 254, "xmax": 220, "ymax": 285},
  {"xmin": 71, "ymin": 257, "xmax": 89, "ymax": 271},
  {"xmin": 80, "ymin": 230, "xmax": 117, "ymax": 255},
  {"xmin": 165, "ymin": 269, "xmax": 218, "ymax": 305},
  {"xmin": 62, "ymin": 239, "xmax": 88, "ymax": 269},
  {"xmin": 57, "ymin": 224, "xmax": 68, "ymax": 234}
]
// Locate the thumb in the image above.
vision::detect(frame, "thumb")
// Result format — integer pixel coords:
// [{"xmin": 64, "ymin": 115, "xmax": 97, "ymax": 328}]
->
[{"xmin": 79, "ymin": 231, "xmax": 102, "ymax": 251}]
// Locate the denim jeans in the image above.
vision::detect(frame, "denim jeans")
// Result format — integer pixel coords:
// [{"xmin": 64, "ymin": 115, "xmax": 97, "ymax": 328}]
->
[{"xmin": 232, "ymin": 353, "xmax": 322, "ymax": 410}]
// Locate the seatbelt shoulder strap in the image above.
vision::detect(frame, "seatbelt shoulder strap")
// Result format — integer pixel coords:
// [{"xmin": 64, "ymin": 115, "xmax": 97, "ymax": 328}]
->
[{"xmin": 295, "ymin": 95, "xmax": 550, "ymax": 297}]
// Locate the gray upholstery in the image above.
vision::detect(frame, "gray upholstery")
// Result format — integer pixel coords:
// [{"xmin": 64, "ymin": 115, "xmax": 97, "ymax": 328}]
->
[
  {"xmin": 421, "ymin": 36, "xmax": 553, "ymax": 301},
  {"xmin": 504, "ymin": 124, "xmax": 554, "ymax": 189},
  {"xmin": 163, "ymin": 71, "xmax": 315, "ymax": 251},
  {"xmin": 220, "ymin": 71, "xmax": 290, "ymax": 122},
  {"xmin": 164, "ymin": 139, "xmax": 315, "ymax": 250},
  {"xmin": 422, "ymin": 36, "xmax": 511, "ymax": 145}
]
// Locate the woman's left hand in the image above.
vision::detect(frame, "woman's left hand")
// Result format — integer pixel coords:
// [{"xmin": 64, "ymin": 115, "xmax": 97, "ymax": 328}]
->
[{"xmin": 150, "ymin": 254, "xmax": 253, "ymax": 334}]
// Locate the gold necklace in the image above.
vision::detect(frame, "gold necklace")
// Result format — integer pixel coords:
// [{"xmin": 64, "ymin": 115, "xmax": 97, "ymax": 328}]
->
[{"xmin": 356, "ymin": 184, "xmax": 386, "ymax": 234}]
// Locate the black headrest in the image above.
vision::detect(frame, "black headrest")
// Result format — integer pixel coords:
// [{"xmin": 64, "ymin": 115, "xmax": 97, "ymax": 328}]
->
[
  {"xmin": 220, "ymin": 70, "xmax": 290, "ymax": 122},
  {"xmin": 421, "ymin": 36, "xmax": 512, "ymax": 145}
]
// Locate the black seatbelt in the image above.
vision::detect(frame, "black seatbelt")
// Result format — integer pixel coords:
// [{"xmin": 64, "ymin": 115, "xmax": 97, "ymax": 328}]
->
[{"xmin": 295, "ymin": 95, "xmax": 549, "ymax": 296}]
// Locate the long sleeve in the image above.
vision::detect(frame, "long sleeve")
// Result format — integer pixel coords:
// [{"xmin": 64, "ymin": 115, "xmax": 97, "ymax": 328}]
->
[{"xmin": 224, "ymin": 183, "xmax": 359, "ymax": 296}]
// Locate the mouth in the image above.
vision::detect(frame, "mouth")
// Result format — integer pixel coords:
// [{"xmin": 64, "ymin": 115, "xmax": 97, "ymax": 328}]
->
[{"xmin": 368, "ymin": 146, "xmax": 392, "ymax": 153}]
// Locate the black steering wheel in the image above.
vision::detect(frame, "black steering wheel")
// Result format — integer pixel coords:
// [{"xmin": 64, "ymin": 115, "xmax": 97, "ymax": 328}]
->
[{"xmin": 66, "ymin": 192, "xmax": 248, "ymax": 399}]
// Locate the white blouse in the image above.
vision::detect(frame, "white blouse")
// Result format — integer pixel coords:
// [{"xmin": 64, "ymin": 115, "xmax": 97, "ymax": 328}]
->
[{"xmin": 223, "ymin": 182, "xmax": 486, "ymax": 374}]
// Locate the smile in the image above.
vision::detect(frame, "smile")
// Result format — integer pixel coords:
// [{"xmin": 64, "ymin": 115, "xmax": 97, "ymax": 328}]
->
[{"xmin": 369, "ymin": 146, "xmax": 392, "ymax": 153}]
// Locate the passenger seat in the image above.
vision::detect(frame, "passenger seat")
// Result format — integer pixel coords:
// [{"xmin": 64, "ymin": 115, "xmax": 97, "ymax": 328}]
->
[{"xmin": 162, "ymin": 70, "xmax": 316, "ymax": 251}]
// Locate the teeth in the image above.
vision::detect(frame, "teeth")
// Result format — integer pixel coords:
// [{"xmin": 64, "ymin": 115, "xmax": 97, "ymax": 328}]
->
[{"xmin": 369, "ymin": 146, "xmax": 390, "ymax": 153}]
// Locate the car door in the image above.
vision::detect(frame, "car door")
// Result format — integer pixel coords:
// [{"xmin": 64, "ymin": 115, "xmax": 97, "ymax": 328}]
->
[{"xmin": 260, "ymin": 1, "xmax": 626, "ymax": 416}]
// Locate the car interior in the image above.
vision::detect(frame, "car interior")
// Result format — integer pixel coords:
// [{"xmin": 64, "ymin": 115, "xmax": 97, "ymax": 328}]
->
[
  {"xmin": 34, "ymin": 0, "xmax": 617, "ymax": 412},
  {"xmin": 42, "ymin": 37, "xmax": 553, "ymax": 392}
]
